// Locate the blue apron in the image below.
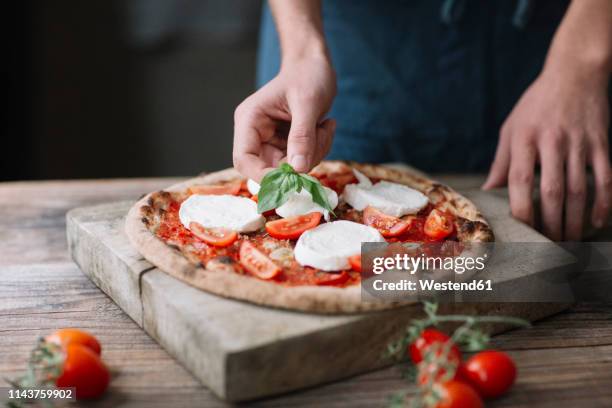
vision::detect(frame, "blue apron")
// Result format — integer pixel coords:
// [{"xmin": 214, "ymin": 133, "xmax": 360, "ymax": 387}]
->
[{"xmin": 256, "ymin": 0, "xmax": 598, "ymax": 172}]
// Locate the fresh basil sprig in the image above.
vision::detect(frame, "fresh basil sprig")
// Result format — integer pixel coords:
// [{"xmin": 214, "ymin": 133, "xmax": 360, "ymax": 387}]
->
[{"xmin": 257, "ymin": 163, "xmax": 334, "ymax": 215}]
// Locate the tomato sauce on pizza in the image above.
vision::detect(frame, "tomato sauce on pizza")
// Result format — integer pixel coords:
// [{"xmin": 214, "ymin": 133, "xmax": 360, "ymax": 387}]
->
[{"xmin": 145, "ymin": 164, "xmax": 474, "ymax": 288}]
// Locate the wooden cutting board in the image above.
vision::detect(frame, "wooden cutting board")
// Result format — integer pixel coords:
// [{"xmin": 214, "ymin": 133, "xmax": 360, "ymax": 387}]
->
[{"xmin": 66, "ymin": 173, "xmax": 574, "ymax": 402}]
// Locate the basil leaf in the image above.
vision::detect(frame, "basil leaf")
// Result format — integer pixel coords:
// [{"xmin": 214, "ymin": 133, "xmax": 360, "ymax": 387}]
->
[
  {"xmin": 290, "ymin": 173, "xmax": 303, "ymax": 193},
  {"xmin": 259, "ymin": 167, "xmax": 285, "ymax": 186},
  {"xmin": 279, "ymin": 163, "xmax": 294, "ymax": 174},
  {"xmin": 257, "ymin": 182, "xmax": 286, "ymax": 214},
  {"xmin": 301, "ymin": 174, "xmax": 321, "ymax": 184},
  {"xmin": 301, "ymin": 176, "xmax": 335, "ymax": 215},
  {"xmin": 257, "ymin": 170, "xmax": 301, "ymax": 213},
  {"xmin": 256, "ymin": 162, "xmax": 334, "ymax": 216}
]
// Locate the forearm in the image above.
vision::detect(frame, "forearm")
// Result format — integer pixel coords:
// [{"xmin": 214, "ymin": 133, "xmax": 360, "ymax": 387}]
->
[
  {"xmin": 545, "ymin": 0, "xmax": 612, "ymax": 81},
  {"xmin": 268, "ymin": 0, "xmax": 329, "ymax": 64}
]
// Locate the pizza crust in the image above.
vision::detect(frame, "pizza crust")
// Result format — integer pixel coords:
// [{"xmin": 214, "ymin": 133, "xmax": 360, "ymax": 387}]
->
[
  {"xmin": 125, "ymin": 161, "xmax": 493, "ymax": 314},
  {"xmin": 343, "ymin": 162, "xmax": 494, "ymax": 243}
]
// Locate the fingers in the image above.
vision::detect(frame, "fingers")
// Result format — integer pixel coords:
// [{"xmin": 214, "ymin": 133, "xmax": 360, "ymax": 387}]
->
[
  {"xmin": 508, "ymin": 134, "xmax": 537, "ymax": 226},
  {"xmin": 539, "ymin": 133, "xmax": 566, "ymax": 241},
  {"xmin": 233, "ymin": 103, "xmax": 273, "ymax": 181},
  {"xmin": 483, "ymin": 127, "xmax": 511, "ymax": 190},
  {"xmin": 233, "ymin": 134, "xmax": 268, "ymax": 182},
  {"xmin": 286, "ymin": 105, "xmax": 320, "ymax": 173},
  {"xmin": 260, "ymin": 143, "xmax": 286, "ymax": 168},
  {"xmin": 564, "ymin": 137, "xmax": 587, "ymax": 241},
  {"xmin": 590, "ymin": 145, "xmax": 612, "ymax": 229},
  {"xmin": 313, "ymin": 119, "xmax": 336, "ymax": 164}
]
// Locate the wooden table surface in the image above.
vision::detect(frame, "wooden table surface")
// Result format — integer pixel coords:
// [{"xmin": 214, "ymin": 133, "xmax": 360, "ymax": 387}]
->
[{"xmin": 1, "ymin": 177, "xmax": 612, "ymax": 408}]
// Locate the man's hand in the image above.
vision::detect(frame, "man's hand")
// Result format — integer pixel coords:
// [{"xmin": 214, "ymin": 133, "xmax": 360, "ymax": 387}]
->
[
  {"xmin": 233, "ymin": 0, "xmax": 335, "ymax": 182},
  {"xmin": 483, "ymin": 0, "xmax": 612, "ymax": 241},
  {"xmin": 233, "ymin": 55, "xmax": 336, "ymax": 182},
  {"xmin": 483, "ymin": 67, "xmax": 610, "ymax": 241}
]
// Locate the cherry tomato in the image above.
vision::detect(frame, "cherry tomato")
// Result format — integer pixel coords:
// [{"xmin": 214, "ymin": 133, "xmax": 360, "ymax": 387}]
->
[
  {"xmin": 315, "ymin": 271, "xmax": 349, "ymax": 286},
  {"xmin": 189, "ymin": 222, "xmax": 238, "ymax": 247},
  {"xmin": 424, "ymin": 209, "xmax": 454, "ymax": 240},
  {"xmin": 363, "ymin": 206, "xmax": 411, "ymax": 237},
  {"xmin": 239, "ymin": 241, "xmax": 281, "ymax": 280},
  {"xmin": 434, "ymin": 380, "xmax": 484, "ymax": 408},
  {"xmin": 55, "ymin": 344, "xmax": 110, "ymax": 399},
  {"xmin": 409, "ymin": 328, "xmax": 461, "ymax": 364},
  {"xmin": 45, "ymin": 329, "xmax": 102, "ymax": 356},
  {"xmin": 265, "ymin": 212, "xmax": 322, "ymax": 240},
  {"xmin": 348, "ymin": 254, "xmax": 362, "ymax": 272},
  {"xmin": 417, "ymin": 361, "xmax": 449, "ymax": 386},
  {"xmin": 462, "ymin": 350, "xmax": 517, "ymax": 399},
  {"xmin": 417, "ymin": 358, "xmax": 471, "ymax": 386},
  {"xmin": 188, "ymin": 180, "xmax": 241, "ymax": 196}
]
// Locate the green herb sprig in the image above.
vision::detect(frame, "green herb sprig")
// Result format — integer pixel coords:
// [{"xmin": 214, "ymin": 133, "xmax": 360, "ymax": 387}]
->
[
  {"xmin": 386, "ymin": 301, "xmax": 530, "ymax": 360},
  {"xmin": 5, "ymin": 338, "xmax": 65, "ymax": 408},
  {"xmin": 257, "ymin": 163, "xmax": 334, "ymax": 215}
]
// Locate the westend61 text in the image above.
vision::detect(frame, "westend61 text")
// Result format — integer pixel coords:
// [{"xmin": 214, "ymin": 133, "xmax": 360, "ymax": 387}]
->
[{"xmin": 372, "ymin": 279, "xmax": 493, "ymax": 291}]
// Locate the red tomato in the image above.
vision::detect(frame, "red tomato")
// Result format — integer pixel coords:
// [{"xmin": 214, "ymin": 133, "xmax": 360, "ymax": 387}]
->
[
  {"xmin": 314, "ymin": 172, "xmax": 357, "ymax": 193},
  {"xmin": 189, "ymin": 222, "xmax": 238, "ymax": 247},
  {"xmin": 55, "ymin": 344, "xmax": 110, "ymax": 399},
  {"xmin": 45, "ymin": 329, "xmax": 102, "ymax": 356},
  {"xmin": 417, "ymin": 358, "xmax": 471, "ymax": 386},
  {"xmin": 188, "ymin": 180, "xmax": 241, "ymax": 196},
  {"xmin": 434, "ymin": 380, "xmax": 484, "ymax": 408},
  {"xmin": 462, "ymin": 351, "xmax": 517, "ymax": 399},
  {"xmin": 348, "ymin": 254, "xmax": 362, "ymax": 272},
  {"xmin": 363, "ymin": 206, "xmax": 411, "ymax": 237},
  {"xmin": 417, "ymin": 361, "xmax": 451, "ymax": 386},
  {"xmin": 315, "ymin": 271, "xmax": 349, "ymax": 286},
  {"xmin": 265, "ymin": 212, "xmax": 322, "ymax": 240},
  {"xmin": 409, "ymin": 328, "xmax": 461, "ymax": 364},
  {"xmin": 424, "ymin": 209, "xmax": 454, "ymax": 240},
  {"xmin": 240, "ymin": 179, "xmax": 249, "ymax": 192},
  {"xmin": 239, "ymin": 241, "xmax": 281, "ymax": 280}
]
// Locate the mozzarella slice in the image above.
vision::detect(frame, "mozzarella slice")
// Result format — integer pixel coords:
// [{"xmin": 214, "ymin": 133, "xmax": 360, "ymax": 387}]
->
[
  {"xmin": 179, "ymin": 195, "xmax": 264, "ymax": 233},
  {"xmin": 294, "ymin": 220, "xmax": 385, "ymax": 271},
  {"xmin": 276, "ymin": 187, "xmax": 338, "ymax": 221},
  {"xmin": 247, "ymin": 179, "xmax": 260, "ymax": 195},
  {"xmin": 352, "ymin": 168, "xmax": 373, "ymax": 187},
  {"xmin": 343, "ymin": 180, "xmax": 428, "ymax": 217}
]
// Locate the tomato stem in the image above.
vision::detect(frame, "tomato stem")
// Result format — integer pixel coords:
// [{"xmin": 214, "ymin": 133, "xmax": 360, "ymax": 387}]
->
[
  {"xmin": 385, "ymin": 301, "xmax": 530, "ymax": 407},
  {"xmin": 7, "ymin": 339, "xmax": 66, "ymax": 406}
]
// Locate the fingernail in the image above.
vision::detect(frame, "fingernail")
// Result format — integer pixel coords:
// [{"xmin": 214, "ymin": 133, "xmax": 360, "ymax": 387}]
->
[{"xmin": 290, "ymin": 155, "xmax": 308, "ymax": 171}]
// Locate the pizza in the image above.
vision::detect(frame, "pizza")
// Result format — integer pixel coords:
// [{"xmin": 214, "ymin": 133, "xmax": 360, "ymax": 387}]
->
[{"xmin": 125, "ymin": 161, "xmax": 494, "ymax": 313}]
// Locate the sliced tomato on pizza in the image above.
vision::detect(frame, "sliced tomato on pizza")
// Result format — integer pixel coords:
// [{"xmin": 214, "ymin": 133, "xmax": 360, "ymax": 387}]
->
[
  {"xmin": 188, "ymin": 180, "xmax": 241, "ymax": 196},
  {"xmin": 239, "ymin": 241, "xmax": 280, "ymax": 280},
  {"xmin": 131, "ymin": 161, "xmax": 493, "ymax": 313},
  {"xmin": 265, "ymin": 212, "xmax": 322, "ymax": 240}
]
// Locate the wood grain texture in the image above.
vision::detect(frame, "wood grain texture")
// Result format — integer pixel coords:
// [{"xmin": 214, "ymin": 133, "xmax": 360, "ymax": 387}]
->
[
  {"xmin": 68, "ymin": 165, "xmax": 573, "ymax": 400},
  {"xmin": 0, "ymin": 179, "xmax": 184, "ymax": 266},
  {"xmin": 71, "ymin": 198, "xmax": 570, "ymax": 401},
  {"xmin": 1, "ymin": 176, "xmax": 612, "ymax": 407},
  {"xmin": 67, "ymin": 202, "xmax": 155, "ymax": 325}
]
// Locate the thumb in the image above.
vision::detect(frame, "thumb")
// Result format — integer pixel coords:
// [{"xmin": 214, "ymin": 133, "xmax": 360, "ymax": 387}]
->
[{"xmin": 287, "ymin": 106, "xmax": 319, "ymax": 173}]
